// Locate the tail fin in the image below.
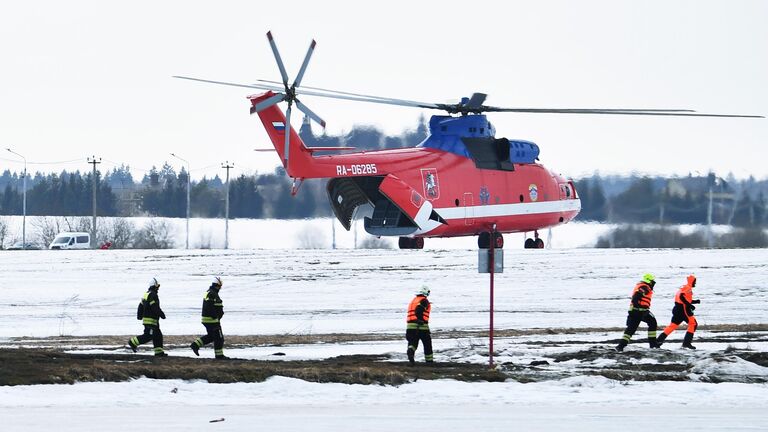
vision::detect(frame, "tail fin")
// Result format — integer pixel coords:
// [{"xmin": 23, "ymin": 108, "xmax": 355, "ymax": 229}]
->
[{"xmin": 250, "ymin": 91, "xmax": 313, "ymax": 178}]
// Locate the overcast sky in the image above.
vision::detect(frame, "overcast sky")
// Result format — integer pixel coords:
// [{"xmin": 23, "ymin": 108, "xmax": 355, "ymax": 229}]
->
[{"xmin": 1, "ymin": 1, "xmax": 766, "ymax": 181}]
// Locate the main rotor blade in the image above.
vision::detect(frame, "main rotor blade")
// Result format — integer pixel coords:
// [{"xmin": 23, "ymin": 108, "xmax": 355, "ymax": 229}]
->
[
  {"xmin": 251, "ymin": 92, "xmax": 286, "ymax": 114},
  {"xmin": 266, "ymin": 31, "xmax": 290, "ymax": 88},
  {"xmin": 293, "ymin": 39, "xmax": 316, "ymax": 89},
  {"xmin": 178, "ymin": 76, "xmax": 763, "ymax": 118},
  {"xmin": 465, "ymin": 93, "xmax": 487, "ymax": 109},
  {"xmin": 295, "ymin": 99, "xmax": 326, "ymax": 128},
  {"xmin": 256, "ymin": 79, "xmax": 438, "ymax": 105},
  {"xmin": 174, "ymin": 76, "xmax": 284, "ymax": 92},
  {"xmin": 485, "ymin": 107, "xmax": 764, "ymax": 118},
  {"xmin": 284, "ymin": 104, "xmax": 292, "ymax": 168}
]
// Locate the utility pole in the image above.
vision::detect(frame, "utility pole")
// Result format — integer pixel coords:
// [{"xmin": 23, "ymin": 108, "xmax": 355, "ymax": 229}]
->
[
  {"xmin": 222, "ymin": 161, "xmax": 233, "ymax": 249},
  {"xmin": 170, "ymin": 153, "xmax": 190, "ymax": 249},
  {"xmin": 87, "ymin": 156, "xmax": 101, "ymax": 248},
  {"xmin": 6, "ymin": 149, "xmax": 26, "ymax": 249},
  {"xmin": 707, "ymin": 187, "xmax": 714, "ymax": 248}
]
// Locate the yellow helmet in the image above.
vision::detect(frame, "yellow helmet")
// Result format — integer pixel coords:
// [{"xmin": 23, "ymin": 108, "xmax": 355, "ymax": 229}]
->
[{"xmin": 641, "ymin": 273, "xmax": 655, "ymax": 284}]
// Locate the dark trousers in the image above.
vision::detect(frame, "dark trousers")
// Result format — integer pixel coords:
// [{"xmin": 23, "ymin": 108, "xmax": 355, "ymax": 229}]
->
[
  {"xmin": 617, "ymin": 310, "xmax": 659, "ymax": 351},
  {"xmin": 622, "ymin": 310, "xmax": 658, "ymax": 341},
  {"xmin": 132, "ymin": 324, "xmax": 163, "ymax": 349},
  {"xmin": 406, "ymin": 328, "xmax": 433, "ymax": 361},
  {"xmin": 195, "ymin": 323, "xmax": 224, "ymax": 353}
]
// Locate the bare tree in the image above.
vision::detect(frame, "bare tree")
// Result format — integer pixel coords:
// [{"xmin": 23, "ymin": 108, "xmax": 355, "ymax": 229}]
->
[
  {"xmin": 133, "ymin": 219, "xmax": 175, "ymax": 249},
  {"xmin": 98, "ymin": 218, "xmax": 136, "ymax": 249},
  {"xmin": 31, "ymin": 216, "xmax": 64, "ymax": 248},
  {"xmin": 0, "ymin": 217, "xmax": 8, "ymax": 249}
]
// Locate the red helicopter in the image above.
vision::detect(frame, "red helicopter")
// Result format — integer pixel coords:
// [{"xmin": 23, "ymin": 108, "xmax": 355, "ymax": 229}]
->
[{"xmin": 176, "ymin": 32, "xmax": 762, "ymax": 250}]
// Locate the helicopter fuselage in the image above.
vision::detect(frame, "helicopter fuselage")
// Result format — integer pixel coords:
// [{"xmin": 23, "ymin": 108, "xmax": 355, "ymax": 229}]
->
[{"xmin": 252, "ymin": 91, "xmax": 581, "ymax": 239}]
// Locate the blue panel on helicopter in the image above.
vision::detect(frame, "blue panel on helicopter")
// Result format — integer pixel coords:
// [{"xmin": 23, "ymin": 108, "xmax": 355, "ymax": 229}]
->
[{"xmin": 508, "ymin": 140, "xmax": 540, "ymax": 164}]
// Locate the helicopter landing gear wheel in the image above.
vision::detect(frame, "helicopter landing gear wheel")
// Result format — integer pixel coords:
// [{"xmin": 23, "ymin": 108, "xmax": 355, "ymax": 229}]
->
[
  {"xmin": 478, "ymin": 232, "xmax": 503, "ymax": 249},
  {"xmin": 478, "ymin": 232, "xmax": 490, "ymax": 249},
  {"xmin": 525, "ymin": 230, "xmax": 544, "ymax": 249},
  {"xmin": 398, "ymin": 237, "xmax": 424, "ymax": 249},
  {"xmin": 493, "ymin": 232, "xmax": 504, "ymax": 248}
]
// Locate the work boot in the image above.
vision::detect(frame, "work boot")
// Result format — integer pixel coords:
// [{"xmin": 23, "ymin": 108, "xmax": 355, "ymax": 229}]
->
[
  {"xmin": 128, "ymin": 339, "xmax": 137, "ymax": 353},
  {"xmin": 407, "ymin": 349, "xmax": 415, "ymax": 366},
  {"xmin": 682, "ymin": 333, "xmax": 696, "ymax": 350},
  {"xmin": 615, "ymin": 340, "xmax": 628, "ymax": 352},
  {"xmin": 155, "ymin": 352, "xmax": 169, "ymax": 357},
  {"xmin": 655, "ymin": 333, "xmax": 668, "ymax": 347},
  {"xmin": 190, "ymin": 342, "xmax": 199, "ymax": 356},
  {"xmin": 215, "ymin": 355, "xmax": 230, "ymax": 360},
  {"xmin": 649, "ymin": 337, "xmax": 660, "ymax": 349}
]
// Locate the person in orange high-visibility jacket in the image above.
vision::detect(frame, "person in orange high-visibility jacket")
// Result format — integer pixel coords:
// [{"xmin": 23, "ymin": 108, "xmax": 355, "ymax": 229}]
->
[
  {"xmin": 406, "ymin": 286, "xmax": 433, "ymax": 365},
  {"xmin": 656, "ymin": 275, "xmax": 700, "ymax": 349},
  {"xmin": 128, "ymin": 277, "xmax": 167, "ymax": 356},
  {"xmin": 615, "ymin": 273, "xmax": 659, "ymax": 352}
]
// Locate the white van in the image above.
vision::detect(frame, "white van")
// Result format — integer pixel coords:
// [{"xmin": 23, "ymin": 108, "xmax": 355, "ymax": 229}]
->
[{"xmin": 49, "ymin": 232, "xmax": 91, "ymax": 250}]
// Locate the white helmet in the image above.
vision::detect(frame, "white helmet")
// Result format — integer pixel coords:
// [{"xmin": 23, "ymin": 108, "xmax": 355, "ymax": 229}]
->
[
  {"xmin": 212, "ymin": 276, "xmax": 223, "ymax": 287},
  {"xmin": 417, "ymin": 285, "xmax": 430, "ymax": 296},
  {"xmin": 148, "ymin": 277, "xmax": 160, "ymax": 288}
]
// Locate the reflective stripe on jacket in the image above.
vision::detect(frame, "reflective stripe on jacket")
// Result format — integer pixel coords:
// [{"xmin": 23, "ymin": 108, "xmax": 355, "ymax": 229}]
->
[
  {"xmin": 141, "ymin": 290, "xmax": 161, "ymax": 325},
  {"xmin": 201, "ymin": 289, "xmax": 224, "ymax": 324}
]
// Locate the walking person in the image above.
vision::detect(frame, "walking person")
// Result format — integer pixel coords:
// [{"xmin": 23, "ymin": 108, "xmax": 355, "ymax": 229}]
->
[
  {"xmin": 656, "ymin": 275, "xmax": 700, "ymax": 349},
  {"xmin": 615, "ymin": 273, "xmax": 659, "ymax": 352},
  {"xmin": 190, "ymin": 276, "xmax": 228, "ymax": 359},
  {"xmin": 128, "ymin": 277, "xmax": 168, "ymax": 356},
  {"xmin": 406, "ymin": 285, "xmax": 433, "ymax": 365}
]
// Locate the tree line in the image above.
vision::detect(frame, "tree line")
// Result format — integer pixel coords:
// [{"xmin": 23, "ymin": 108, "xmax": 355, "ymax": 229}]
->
[{"xmin": 576, "ymin": 173, "xmax": 768, "ymax": 228}]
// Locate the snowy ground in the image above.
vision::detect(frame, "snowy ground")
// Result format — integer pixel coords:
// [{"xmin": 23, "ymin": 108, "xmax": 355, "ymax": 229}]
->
[{"xmin": 1, "ymin": 247, "xmax": 767, "ymax": 429}]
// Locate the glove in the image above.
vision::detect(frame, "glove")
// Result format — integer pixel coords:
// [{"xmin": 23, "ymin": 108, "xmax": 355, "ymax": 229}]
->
[
  {"xmin": 160, "ymin": 311, "xmax": 166, "ymax": 319},
  {"xmin": 689, "ymin": 305, "xmax": 696, "ymax": 312},
  {"xmin": 692, "ymin": 299, "xmax": 701, "ymax": 304}
]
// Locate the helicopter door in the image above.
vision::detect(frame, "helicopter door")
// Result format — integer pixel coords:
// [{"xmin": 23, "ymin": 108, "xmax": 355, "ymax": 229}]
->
[{"xmin": 463, "ymin": 192, "xmax": 475, "ymax": 225}]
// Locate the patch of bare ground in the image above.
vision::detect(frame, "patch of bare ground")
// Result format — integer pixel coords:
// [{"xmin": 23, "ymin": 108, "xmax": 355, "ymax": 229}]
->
[{"xmin": 0, "ymin": 349, "xmax": 505, "ymax": 387}]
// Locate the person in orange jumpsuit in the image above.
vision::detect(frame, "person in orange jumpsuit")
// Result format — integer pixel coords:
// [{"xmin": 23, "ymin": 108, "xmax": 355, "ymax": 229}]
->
[
  {"xmin": 615, "ymin": 273, "xmax": 659, "ymax": 352},
  {"xmin": 656, "ymin": 275, "xmax": 700, "ymax": 349}
]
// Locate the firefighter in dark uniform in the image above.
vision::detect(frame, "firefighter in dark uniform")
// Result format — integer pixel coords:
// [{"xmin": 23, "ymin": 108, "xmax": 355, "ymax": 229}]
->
[
  {"xmin": 656, "ymin": 275, "xmax": 700, "ymax": 349},
  {"xmin": 615, "ymin": 273, "xmax": 659, "ymax": 352},
  {"xmin": 190, "ymin": 276, "xmax": 227, "ymax": 359},
  {"xmin": 128, "ymin": 277, "xmax": 167, "ymax": 356},
  {"xmin": 406, "ymin": 286, "xmax": 433, "ymax": 365}
]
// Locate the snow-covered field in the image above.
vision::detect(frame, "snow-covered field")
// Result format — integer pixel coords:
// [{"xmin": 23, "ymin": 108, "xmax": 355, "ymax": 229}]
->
[{"xmin": 1, "ymin": 246, "xmax": 767, "ymax": 430}]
